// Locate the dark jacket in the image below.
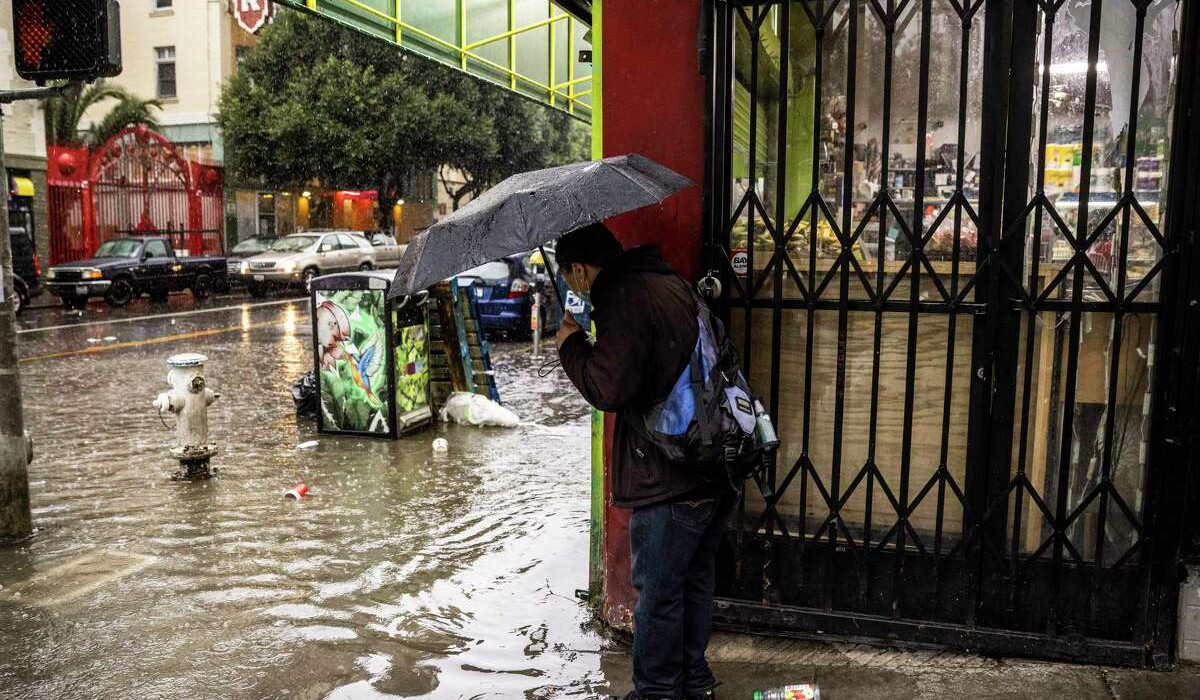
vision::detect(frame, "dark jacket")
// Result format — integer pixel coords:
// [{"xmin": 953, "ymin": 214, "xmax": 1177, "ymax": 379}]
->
[{"xmin": 558, "ymin": 245, "xmax": 708, "ymax": 508}]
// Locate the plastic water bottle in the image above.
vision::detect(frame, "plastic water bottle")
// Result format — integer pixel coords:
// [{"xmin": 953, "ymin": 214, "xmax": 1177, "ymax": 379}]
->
[
  {"xmin": 753, "ymin": 684, "xmax": 819, "ymax": 700},
  {"xmin": 753, "ymin": 399, "xmax": 779, "ymax": 448}
]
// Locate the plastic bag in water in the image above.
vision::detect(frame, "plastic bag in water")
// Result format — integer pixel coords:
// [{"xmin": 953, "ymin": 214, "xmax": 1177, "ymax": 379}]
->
[{"xmin": 439, "ymin": 392, "xmax": 520, "ymax": 428}]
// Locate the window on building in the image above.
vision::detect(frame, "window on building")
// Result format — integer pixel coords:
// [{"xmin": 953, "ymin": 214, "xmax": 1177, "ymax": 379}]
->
[
  {"xmin": 257, "ymin": 193, "xmax": 277, "ymax": 237},
  {"xmin": 155, "ymin": 0, "xmax": 173, "ymax": 9},
  {"xmin": 155, "ymin": 47, "xmax": 177, "ymax": 99}
]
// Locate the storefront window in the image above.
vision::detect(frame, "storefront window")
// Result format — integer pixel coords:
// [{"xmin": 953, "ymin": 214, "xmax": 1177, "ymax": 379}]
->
[
  {"xmin": 728, "ymin": 2, "xmax": 987, "ymax": 547},
  {"xmin": 257, "ymin": 192, "xmax": 276, "ymax": 237},
  {"xmin": 723, "ymin": 0, "xmax": 1177, "ymax": 566},
  {"xmin": 1008, "ymin": 0, "xmax": 1179, "ymax": 561}
]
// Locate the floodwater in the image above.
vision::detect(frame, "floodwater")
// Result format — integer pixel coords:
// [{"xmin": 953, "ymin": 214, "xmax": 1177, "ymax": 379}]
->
[{"xmin": 1, "ymin": 298, "xmax": 615, "ymax": 699}]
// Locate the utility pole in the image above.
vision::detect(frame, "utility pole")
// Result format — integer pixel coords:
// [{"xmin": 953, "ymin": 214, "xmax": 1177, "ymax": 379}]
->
[
  {"xmin": 0, "ymin": 85, "xmax": 72, "ymax": 541},
  {"xmin": 2, "ymin": 0, "xmax": 123, "ymax": 541},
  {"xmin": 0, "ymin": 101, "xmax": 31, "ymax": 540}
]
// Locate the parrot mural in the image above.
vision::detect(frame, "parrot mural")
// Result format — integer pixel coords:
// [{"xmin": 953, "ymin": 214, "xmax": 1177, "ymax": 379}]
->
[{"xmin": 315, "ymin": 290, "xmax": 390, "ymax": 433}]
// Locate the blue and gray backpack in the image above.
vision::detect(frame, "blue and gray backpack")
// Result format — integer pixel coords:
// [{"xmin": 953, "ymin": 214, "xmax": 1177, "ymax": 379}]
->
[{"xmin": 630, "ymin": 287, "xmax": 777, "ymax": 492}]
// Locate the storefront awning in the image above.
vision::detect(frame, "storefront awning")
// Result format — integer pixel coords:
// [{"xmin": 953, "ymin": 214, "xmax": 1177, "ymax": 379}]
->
[{"xmin": 9, "ymin": 177, "xmax": 34, "ymax": 198}]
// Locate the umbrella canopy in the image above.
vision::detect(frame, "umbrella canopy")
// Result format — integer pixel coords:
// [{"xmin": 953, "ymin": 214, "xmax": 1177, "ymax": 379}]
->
[{"xmin": 387, "ymin": 154, "xmax": 693, "ymax": 299}]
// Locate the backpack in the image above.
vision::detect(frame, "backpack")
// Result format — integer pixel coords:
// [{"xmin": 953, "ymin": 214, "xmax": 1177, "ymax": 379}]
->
[
  {"xmin": 628, "ymin": 287, "xmax": 778, "ymax": 492},
  {"xmin": 292, "ymin": 370, "xmax": 319, "ymax": 419}
]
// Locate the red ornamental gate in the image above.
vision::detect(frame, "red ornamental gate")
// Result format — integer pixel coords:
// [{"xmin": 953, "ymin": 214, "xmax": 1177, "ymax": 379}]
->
[{"xmin": 47, "ymin": 125, "xmax": 225, "ymax": 265}]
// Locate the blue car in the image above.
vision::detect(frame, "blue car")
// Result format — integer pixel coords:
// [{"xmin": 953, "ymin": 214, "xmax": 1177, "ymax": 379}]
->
[
  {"xmin": 454, "ymin": 255, "xmax": 566, "ymax": 339},
  {"xmin": 526, "ymin": 247, "xmax": 591, "ymax": 330}
]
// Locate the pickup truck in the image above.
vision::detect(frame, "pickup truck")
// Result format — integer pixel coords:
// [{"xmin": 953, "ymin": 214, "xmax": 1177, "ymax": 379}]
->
[{"xmin": 44, "ymin": 237, "xmax": 228, "ymax": 309}]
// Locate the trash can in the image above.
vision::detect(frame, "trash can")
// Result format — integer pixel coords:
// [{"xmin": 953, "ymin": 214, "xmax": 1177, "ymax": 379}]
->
[{"xmin": 310, "ymin": 271, "xmax": 433, "ymax": 438}]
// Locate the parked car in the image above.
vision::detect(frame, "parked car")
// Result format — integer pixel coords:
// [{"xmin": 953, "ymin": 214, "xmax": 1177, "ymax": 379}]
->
[
  {"xmin": 520, "ymin": 247, "xmax": 589, "ymax": 330},
  {"xmin": 224, "ymin": 236, "xmax": 276, "ymax": 287},
  {"xmin": 454, "ymin": 254, "xmax": 563, "ymax": 339},
  {"xmin": 238, "ymin": 231, "xmax": 377, "ymax": 297},
  {"xmin": 366, "ymin": 232, "xmax": 406, "ymax": 268},
  {"xmin": 44, "ymin": 236, "xmax": 227, "ymax": 309},
  {"xmin": 8, "ymin": 226, "xmax": 42, "ymax": 316}
]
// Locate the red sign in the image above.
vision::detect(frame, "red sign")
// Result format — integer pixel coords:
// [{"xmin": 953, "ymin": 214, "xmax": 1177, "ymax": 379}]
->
[{"xmin": 234, "ymin": 0, "xmax": 273, "ymax": 34}]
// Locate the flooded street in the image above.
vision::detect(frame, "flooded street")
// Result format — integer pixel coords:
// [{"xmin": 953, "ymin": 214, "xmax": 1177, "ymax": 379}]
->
[{"xmin": 1, "ymin": 299, "xmax": 614, "ymax": 699}]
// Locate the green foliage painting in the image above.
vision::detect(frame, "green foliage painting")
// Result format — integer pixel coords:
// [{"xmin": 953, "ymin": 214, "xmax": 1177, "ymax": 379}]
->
[{"xmin": 394, "ymin": 319, "xmax": 430, "ymax": 416}]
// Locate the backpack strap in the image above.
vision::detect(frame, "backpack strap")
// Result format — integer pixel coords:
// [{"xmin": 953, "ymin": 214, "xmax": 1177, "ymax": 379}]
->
[{"xmin": 689, "ymin": 342, "xmax": 712, "ymax": 447}]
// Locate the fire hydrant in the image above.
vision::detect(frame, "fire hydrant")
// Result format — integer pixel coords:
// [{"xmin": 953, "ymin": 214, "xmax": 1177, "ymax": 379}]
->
[{"xmin": 153, "ymin": 353, "xmax": 220, "ymax": 479}]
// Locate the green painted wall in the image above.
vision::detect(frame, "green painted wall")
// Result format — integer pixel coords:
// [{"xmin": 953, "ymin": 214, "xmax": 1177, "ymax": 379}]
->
[{"xmin": 587, "ymin": 0, "xmax": 604, "ymax": 603}]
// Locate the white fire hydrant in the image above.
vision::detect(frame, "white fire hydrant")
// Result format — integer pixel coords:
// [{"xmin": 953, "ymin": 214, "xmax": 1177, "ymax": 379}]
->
[{"xmin": 153, "ymin": 353, "xmax": 220, "ymax": 479}]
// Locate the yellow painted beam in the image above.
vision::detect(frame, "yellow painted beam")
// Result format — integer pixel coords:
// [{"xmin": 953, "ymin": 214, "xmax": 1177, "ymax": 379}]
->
[
  {"xmin": 394, "ymin": 0, "xmax": 402, "ymax": 44},
  {"xmin": 464, "ymin": 13, "xmax": 570, "ymax": 51},
  {"xmin": 459, "ymin": 0, "xmax": 468, "ymax": 70},
  {"xmin": 567, "ymin": 14, "xmax": 575, "ymax": 113},
  {"xmin": 548, "ymin": 3, "xmax": 557, "ymax": 107},
  {"xmin": 508, "ymin": 0, "xmax": 517, "ymax": 90},
  {"xmin": 554, "ymin": 74, "xmax": 590, "ymax": 90}
]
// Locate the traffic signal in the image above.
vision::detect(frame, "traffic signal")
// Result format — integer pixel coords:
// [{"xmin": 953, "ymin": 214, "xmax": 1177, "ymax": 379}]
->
[{"xmin": 11, "ymin": 0, "xmax": 122, "ymax": 83}]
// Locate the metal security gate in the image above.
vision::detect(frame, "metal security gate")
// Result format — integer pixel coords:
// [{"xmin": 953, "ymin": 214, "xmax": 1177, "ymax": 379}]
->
[
  {"xmin": 46, "ymin": 126, "xmax": 225, "ymax": 265},
  {"xmin": 704, "ymin": 0, "xmax": 1198, "ymax": 665}
]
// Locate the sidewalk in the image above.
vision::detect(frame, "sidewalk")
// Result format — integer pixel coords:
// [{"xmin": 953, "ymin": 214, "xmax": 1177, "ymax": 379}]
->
[{"xmin": 598, "ymin": 633, "xmax": 1200, "ymax": 699}]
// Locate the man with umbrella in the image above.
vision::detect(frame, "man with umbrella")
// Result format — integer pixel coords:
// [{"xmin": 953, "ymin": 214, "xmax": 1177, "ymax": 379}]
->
[
  {"xmin": 389, "ymin": 155, "xmax": 723, "ymax": 699},
  {"xmin": 555, "ymin": 223, "xmax": 727, "ymax": 700}
]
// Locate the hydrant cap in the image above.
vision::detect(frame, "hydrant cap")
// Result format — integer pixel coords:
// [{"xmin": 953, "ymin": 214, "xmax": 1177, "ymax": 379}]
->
[{"xmin": 167, "ymin": 353, "xmax": 209, "ymax": 368}]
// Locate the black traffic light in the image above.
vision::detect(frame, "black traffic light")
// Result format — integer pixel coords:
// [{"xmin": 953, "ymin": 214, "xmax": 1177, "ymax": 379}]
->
[{"xmin": 11, "ymin": 0, "xmax": 122, "ymax": 83}]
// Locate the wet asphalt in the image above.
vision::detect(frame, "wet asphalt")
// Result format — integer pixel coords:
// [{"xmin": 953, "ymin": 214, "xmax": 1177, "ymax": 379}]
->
[{"xmin": 0, "ymin": 291, "xmax": 617, "ymax": 699}]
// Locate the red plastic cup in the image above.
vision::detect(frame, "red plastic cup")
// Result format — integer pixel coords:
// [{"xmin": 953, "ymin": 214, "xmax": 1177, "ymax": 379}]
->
[{"xmin": 284, "ymin": 484, "xmax": 309, "ymax": 499}]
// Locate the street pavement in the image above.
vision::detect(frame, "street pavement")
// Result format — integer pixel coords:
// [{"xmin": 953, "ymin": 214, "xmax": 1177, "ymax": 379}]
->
[
  {"xmin": 2, "ymin": 293, "xmax": 1199, "ymax": 699},
  {"xmin": 602, "ymin": 633, "xmax": 1200, "ymax": 699},
  {"xmin": 3, "ymin": 294, "xmax": 612, "ymax": 698}
]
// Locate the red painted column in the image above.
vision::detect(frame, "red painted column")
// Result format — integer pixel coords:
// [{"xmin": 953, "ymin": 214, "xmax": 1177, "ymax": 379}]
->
[{"xmin": 598, "ymin": 0, "xmax": 707, "ymax": 630}]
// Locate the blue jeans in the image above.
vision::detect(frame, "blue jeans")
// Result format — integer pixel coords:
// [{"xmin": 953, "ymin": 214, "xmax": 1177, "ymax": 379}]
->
[{"xmin": 629, "ymin": 494, "xmax": 728, "ymax": 699}]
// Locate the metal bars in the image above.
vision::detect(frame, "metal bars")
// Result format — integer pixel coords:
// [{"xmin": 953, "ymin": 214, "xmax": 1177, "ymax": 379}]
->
[{"xmin": 707, "ymin": 0, "xmax": 1189, "ymax": 665}]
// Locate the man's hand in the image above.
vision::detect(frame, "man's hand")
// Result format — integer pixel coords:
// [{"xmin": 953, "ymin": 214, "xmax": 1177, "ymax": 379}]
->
[{"xmin": 556, "ymin": 311, "xmax": 582, "ymax": 348}]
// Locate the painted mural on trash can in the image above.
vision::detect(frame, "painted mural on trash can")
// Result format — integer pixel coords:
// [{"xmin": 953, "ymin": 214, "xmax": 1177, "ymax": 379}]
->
[
  {"xmin": 315, "ymin": 290, "xmax": 389, "ymax": 434},
  {"xmin": 394, "ymin": 313, "xmax": 431, "ymax": 417}
]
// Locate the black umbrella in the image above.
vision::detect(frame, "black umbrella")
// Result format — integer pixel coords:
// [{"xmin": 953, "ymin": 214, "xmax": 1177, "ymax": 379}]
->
[{"xmin": 387, "ymin": 154, "xmax": 693, "ymax": 305}]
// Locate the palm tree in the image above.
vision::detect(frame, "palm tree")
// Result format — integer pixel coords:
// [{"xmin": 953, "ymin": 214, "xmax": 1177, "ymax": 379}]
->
[{"xmin": 43, "ymin": 82, "xmax": 162, "ymax": 147}]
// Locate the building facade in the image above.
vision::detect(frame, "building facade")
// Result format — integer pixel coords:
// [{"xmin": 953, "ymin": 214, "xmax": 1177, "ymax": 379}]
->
[
  {"xmin": 75, "ymin": 0, "xmax": 264, "ymax": 246},
  {"xmin": 83, "ymin": 0, "xmax": 252, "ymax": 164}
]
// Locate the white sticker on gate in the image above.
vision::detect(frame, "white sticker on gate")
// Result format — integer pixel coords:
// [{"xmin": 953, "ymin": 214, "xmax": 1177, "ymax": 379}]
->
[{"xmin": 731, "ymin": 249, "xmax": 748, "ymax": 276}]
